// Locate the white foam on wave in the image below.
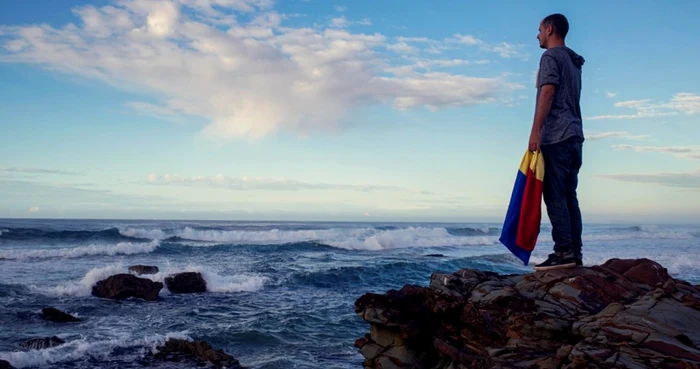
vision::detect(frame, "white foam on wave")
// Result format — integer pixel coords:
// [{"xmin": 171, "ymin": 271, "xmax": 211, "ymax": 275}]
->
[
  {"xmin": 32, "ymin": 263, "xmax": 126, "ymax": 297},
  {"xmin": 0, "ymin": 331, "xmax": 191, "ymax": 369},
  {"xmin": 325, "ymin": 227, "xmax": 497, "ymax": 250},
  {"xmin": 0, "ymin": 240, "xmax": 159, "ymax": 260},
  {"xmin": 33, "ymin": 263, "xmax": 267, "ymax": 297},
  {"xmin": 118, "ymin": 226, "xmax": 497, "ymax": 250},
  {"xmin": 144, "ymin": 265, "xmax": 268, "ymax": 293},
  {"xmin": 583, "ymin": 232, "xmax": 694, "ymax": 241},
  {"xmin": 119, "ymin": 227, "xmax": 168, "ymax": 240},
  {"xmin": 0, "ymin": 229, "xmax": 7, "ymax": 236}
]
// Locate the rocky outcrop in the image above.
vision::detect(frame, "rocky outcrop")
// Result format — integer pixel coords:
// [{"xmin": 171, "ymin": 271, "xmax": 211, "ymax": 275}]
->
[
  {"xmin": 41, "ymin": 307, "xmax": 80, "ymax": 323},
  {"xmin": 354, "ymin": 258, "xmax": 700, "ymax": 369},
  {"xmin": 128, "ymin": 265, "xmax": 159, "ymax": 275},
  {"xmin": 0, "ymin": 360, "xmax": 16, "ymax": 369},
  {"xmin": 20, "ymin": 336, "xmax": 65, "ymax": 350},
  {"xmin": 165, "ymin": 272, "xmax": 207, "ymax": 294},
  {"xmin": 150, "ymin": 338, "xmax": 245, "ymax": 368},
  {"xmin": 92, "ymin": 274, "xmax": 162, "ymax": 301}
]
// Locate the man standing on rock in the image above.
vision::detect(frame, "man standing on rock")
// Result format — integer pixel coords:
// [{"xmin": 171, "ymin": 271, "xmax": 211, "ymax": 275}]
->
[{"xmin": 529, "ymin": 14, "xmax": 586, "ymax": 271}]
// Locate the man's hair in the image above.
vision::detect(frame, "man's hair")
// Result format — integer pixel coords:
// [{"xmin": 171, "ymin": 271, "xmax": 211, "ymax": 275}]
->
[{"xmin": 542, "ymin": 13, "xmax": 569, "ymax": 39}]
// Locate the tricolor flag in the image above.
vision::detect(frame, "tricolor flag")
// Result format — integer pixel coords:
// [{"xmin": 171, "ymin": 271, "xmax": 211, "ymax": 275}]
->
[{"xmin": 499, "ymin": 150, "xmax": 545, "ymax": 265}]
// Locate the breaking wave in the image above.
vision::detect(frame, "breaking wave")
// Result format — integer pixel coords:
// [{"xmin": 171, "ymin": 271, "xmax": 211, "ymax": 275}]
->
[
  {"xmin": 0, "ymin": 241, "xmax": 159, "ymax": 260},
  {"xmin": 0, "ymin": 331, "xmax": 191, "ymax": 369},
  {"xmin": 32, "ymin": 263, "xmax": 267, "ymax": 297}
]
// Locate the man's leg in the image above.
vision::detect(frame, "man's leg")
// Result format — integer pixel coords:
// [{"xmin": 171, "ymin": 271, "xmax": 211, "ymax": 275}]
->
[
  {"xmin": 542, "ymin": 141, "xmax": 573, "ymax": 254},
  {"xmin": 534, "ymin": 140, "xmax": 576, "ymax": 270},
  {"xmin": 567, "ymin": 139, "xmax": 584, "ymax": 262}
]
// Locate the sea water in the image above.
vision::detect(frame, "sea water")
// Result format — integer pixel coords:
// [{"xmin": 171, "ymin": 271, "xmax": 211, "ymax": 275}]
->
[{"xmin": 1, "ymin": 219, "xmax": 698, "ymax": 368}]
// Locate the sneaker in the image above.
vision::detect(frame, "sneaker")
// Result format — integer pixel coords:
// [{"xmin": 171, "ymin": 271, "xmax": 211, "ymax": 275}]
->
[{"xmin": 533, "ymin": 252, "xmax": 577, "ymax": 271}]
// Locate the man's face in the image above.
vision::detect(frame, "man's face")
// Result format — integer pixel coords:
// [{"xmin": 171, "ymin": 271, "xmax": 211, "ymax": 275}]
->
[{"xmin": 537, "ymin": 21, "xmax": 549, "ymax": 49}]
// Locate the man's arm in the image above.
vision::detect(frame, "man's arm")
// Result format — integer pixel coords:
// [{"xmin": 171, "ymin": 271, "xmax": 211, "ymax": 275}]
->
[{"xmin": 529, "ymin": 84, "xmax": 556, "ymax": 152}]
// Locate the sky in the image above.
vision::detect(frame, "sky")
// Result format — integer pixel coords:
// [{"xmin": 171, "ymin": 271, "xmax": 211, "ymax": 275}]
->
[{"xmin": 1, "ymin": 0, "xmax": 699, "ymax": 223}]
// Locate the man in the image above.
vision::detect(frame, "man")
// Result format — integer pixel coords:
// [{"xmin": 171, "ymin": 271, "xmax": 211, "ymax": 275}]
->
[{"xmin": 529, "ymin": 13, "xmax": 586, "ymax": 271}]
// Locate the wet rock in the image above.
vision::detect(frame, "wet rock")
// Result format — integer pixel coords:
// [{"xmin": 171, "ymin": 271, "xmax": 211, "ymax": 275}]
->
[
  {"xmin": 41, "ymin": 307, "xmax": 80, "ymax": 323},
  {"xmin": 165, "ymin": 272, "xmax": 207, "ymax": 294},
  {"xmin": 0, "ymin": 360, "xmax": 16, "ymax": 369},
  {"xmin": 92, "ymin": 273, "xmax": 162, "ymax": 301},
  {"xmin": 151, "ymin": 338, "xmax": 245, "ymax": 368},
  {"xmin": 355, "ymin": 258, "xmax": 700, "ymax": 369},
  {"xmin": 20, "ymin": 336, "xmax": 65, "ymax": 350},
  {"xmin": 128, "ymin": 265, "xmax": 159, "ymax": 275},
  {"xmin": 424, "ymin": 254, "xmax": 445, "ymax": 257}
]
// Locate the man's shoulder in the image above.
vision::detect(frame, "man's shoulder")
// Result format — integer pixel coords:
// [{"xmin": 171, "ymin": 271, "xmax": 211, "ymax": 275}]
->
[{"xmin": 541, "ymin": 47, "xmax": 567, "ymax": 61}]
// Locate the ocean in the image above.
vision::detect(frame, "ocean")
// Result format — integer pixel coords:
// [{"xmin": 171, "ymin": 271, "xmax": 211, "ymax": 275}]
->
[{"xmin": 1, "ymin": 219, "xmax": 698, "ymax": 368}]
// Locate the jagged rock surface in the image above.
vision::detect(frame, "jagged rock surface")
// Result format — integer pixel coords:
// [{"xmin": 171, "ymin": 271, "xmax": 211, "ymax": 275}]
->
[
  {"xmin": 0, "ymin": 360, "xmax": 16, "ymax": 369},
  {"xmin": 354, "ymin": 258, "xmax": 700, "ymax": 369},
  {"xmin": 20, "ymin": 336, "xmax": 65, "ymax": 350},
  {"xmin": 150, "ymin": 338, "xmax": 245, "ymax": 368},
  {"xmin": 41, "ymin": 307, "xmax": 81, "ymax": 323},
  {"xmin": 91, "ymin": 273, "xmax": 163, "ymax": 301},
  {"xmin": 164, "ymin": 272, "xmax": 207, "ymax": 294}
]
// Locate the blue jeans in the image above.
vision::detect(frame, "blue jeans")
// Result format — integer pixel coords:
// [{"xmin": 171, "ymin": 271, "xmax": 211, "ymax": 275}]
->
[{"xmin": 540, "ymin": 137, "xmax": 583, "ymax": 259}]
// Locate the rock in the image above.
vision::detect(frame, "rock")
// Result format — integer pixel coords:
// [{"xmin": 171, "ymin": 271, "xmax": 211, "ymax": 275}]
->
[
  {"xmin": 41, "ymin": 307, "xmax": 80, "ymax": 323},
  {"xmin": 20, "ymin": 336, "xmax": 65, "ymax": 350},
  {"xmin": 128, "ymin": 265, "xmax": 159, "ymax": 275},
  {"xmin": 92, "ymin": 274, "xmax": 162, "ymax": 301},
  {"xmin": 151, "ymin": 338, "xmax": 245, "ymax": 368},
  {"xmin": 0, "ymin": 360, "xmax": 16, "ymax": 369},
  {"xmin": 354, "ymin": 258, "xmax": 700, "ymax": 369},
  {"xmin": 425, "ymin": 254, "xmax": 445, "ymax": 257},
  {"xmin": 165, "ymin": 272, "xmax": 207, "ymax": 294}
]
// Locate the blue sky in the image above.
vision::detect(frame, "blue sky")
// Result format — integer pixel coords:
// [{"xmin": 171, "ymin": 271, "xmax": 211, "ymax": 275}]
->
[{"xmin": 1, "ymin": 0, "xmax": 699, "ymax": 223}]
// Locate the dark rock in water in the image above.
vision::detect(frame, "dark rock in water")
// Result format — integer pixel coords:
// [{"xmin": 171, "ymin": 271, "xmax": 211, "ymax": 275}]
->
[
  {"xmin": 354, "ymin": 258, "xmax": 700, "ymax": 369},
  {"xmin": 0, "ymin": 360, "xmax": 16, "ymax": 369},
  {"xmin": 128, "ymin": 265, "xmax": 159, "ymax": 275},
  {"xmin": 424, "ymin": 254, "xmax": 445, "ymax": 257},
  {"xmin": 20, "ymin": 336, "xmax": 65, "ymax": 350},
  {"xmin": 92, "ymin": 273, "xmax": 162, "ymax": 301},
  {"xmin": 41, "ymin": 307, "xmax": 80, "ymax": 323},
  {"xmin": 165, "ymin": 272, "xmax": 207, "ymax": 294},
  {"xmin": 151, "ymin": 338, "xmax": 245, "ymax": 368}
]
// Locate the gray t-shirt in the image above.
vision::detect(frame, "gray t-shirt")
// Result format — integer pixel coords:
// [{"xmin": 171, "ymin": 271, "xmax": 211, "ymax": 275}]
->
[{"xmin": 536, "ymin": 46, "xmax": 586, "ymax": 145}]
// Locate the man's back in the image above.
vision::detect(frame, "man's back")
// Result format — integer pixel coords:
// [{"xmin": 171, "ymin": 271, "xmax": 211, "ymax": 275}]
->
[{"xmin": 537, "ymin": 45, "xmax": 585, "ymax": 145}]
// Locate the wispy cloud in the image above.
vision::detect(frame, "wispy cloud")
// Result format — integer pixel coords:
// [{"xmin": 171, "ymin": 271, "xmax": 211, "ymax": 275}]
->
[
  {"xmin": 605, "ymin": 92, "xmax": 617, "ymax": 98},
  {"xmin": 587, "ymin": 93, "xmax": 700, "ymax": 120},
  {"xmin": 334, "ymin": 5, "xmax": 347, "ymax": 12},
  {"xmin": 599, "ymin": 169, "xmax": 700, "ymax": 189},
  {"xmin": 450, "ymin": 34, "xmax": 527, "ymax": 59},
  {"xmin": 145, "ymin": 174, "xmax": 435, "ymax": 194},
  {"xmin": 585, "ymin": 131, "xmax": 649, "ymax": 141},
  {"xmin": 28, "ymin": 206, "xmax": 40, "ymax": 213},
  {"xmin": 0, "ymin": 167, "xmax": 82, "ymax": 175},
  {"xmin": 612, "ymin": 144, "xmax": 700, "ymax": 160},
  {"xmin": 0, "ymin": 1, "xmax": 521, "ymax": 140}
]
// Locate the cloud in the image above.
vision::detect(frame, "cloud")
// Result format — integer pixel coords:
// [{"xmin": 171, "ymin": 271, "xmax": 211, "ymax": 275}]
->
[
  {"xmin": 599, "ymin": 169, "xmax": 700, "ymax": 189},
  {"xmin": 587, "ymin": 93, "xmax": 700, "ymax": 120},
  {"xmin": 450, "ymin": 34, "xmax": 526, "ymax": 59},
  {"xmin": 585, "ymin": 131, "xmax": 649, "ymax": 141},
  {"xmin": 28, "ymin": 206, "xmax": 40, "ymax": 213},
  {"xmin": 334, "ymin": 5, "xmax": 347, "ymax": 12},
  {"xmin": 612, "ymin": 144, "xmax": 700, "ymax": 160},
  {"xmin": 145, "ymin": 173, "xmax": 435, "ymax": 194},
  {"xmin": 0, "ymin": 167, "xmax": 82, "ymax": 175},
  {"xmin": 387, "ymin": 42, "xmax": 417, "ymax": 54},
  {"xmin": 0, "ymin": 1, "xmax": 521, "ymax": 140},
  {"xmin": 330, "ymin": 16, "xmax": 349, "ymax": 28},
  {"xmin": 605, "ymin": 92, "xmax": 617, "ymax": 98}
]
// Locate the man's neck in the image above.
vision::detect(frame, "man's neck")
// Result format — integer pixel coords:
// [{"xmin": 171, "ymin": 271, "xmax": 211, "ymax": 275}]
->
[{"xmin": 547, "ymin": 39, "xmax": 566, "ymax": 49}]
